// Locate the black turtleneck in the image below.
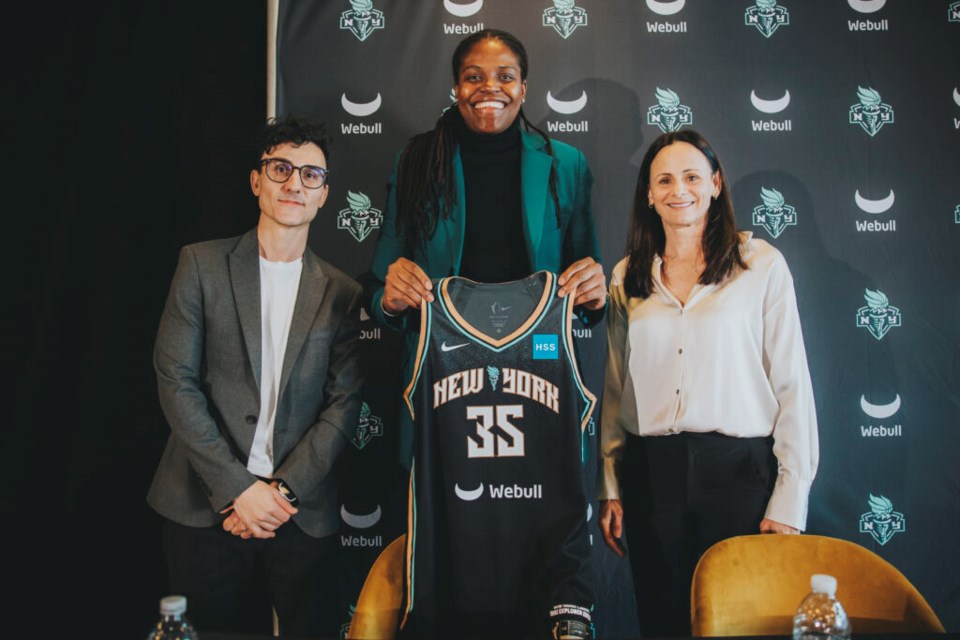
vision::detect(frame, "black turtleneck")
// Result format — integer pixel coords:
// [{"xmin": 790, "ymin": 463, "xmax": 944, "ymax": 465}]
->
[{"xmin": 456, "ymin": 117, "xmax": 528, "ymax": 283}]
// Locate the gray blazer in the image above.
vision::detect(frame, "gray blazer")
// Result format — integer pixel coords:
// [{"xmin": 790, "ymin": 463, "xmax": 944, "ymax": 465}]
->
[{"xmin": 147, "ymin": 229, "xmax": 363, "ymax": 538}]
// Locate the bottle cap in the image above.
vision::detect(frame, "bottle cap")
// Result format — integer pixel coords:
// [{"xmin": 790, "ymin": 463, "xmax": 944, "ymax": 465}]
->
[
  {"xmin": 160, "ymin": 595, "xmax": 188, "ymax": 616},
  {"xmin": 811, "ymin": 574, "xmax": 837, "ymax": 596}
]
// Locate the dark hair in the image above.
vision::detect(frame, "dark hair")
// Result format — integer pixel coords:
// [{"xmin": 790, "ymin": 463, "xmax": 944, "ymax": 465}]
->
[
  {"xmin": 450, "ymin": 28, "xmax": 529, "ymax": 84},
  {"xmin": 623, "ymin": 129, "xmax": 746, "ymax": 299},
  {"xmin": 394, "ymin": 29, "xmax": 560, "ymax": 254},
  {"xmin": 254, "ymin": 115, "xmax": 331, "ymax": 164}
]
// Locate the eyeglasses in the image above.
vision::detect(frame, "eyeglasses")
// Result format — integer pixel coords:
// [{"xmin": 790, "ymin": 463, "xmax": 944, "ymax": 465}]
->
[{"xmin": 259, "ymin": 158, "xmax": 329, "ymax": 189}]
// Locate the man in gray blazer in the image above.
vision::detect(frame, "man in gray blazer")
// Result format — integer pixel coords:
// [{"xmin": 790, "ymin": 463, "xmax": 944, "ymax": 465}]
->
[{"xmin": 148, "ymin": 115, "xmax": 362, "ymax": 637}]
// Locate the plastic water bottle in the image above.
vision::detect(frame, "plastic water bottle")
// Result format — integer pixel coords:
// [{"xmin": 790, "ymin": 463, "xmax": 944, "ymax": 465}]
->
[
  {"xmin": 792, "ymin": 574, "xmax": 851, "ymax": 640},
  {"xmin": 146, "ymin": 595, "xmax": 199, "ymax": 640}
]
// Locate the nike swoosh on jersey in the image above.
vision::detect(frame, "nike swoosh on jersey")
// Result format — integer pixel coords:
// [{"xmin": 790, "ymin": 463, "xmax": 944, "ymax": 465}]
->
[{"xmin": 441, "ymin": 341, "xmax": 469, "ymax": 352}]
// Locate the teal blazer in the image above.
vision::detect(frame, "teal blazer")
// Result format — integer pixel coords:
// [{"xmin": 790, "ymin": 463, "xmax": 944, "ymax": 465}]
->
[{"xmin": 363, "ymin": 129, "xmax": 603, "ymax": 465}]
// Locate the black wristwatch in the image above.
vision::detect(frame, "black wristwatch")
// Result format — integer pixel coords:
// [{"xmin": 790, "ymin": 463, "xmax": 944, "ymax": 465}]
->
[{"xmin": 276, "ymin": 479, "xmax": 300, "ymax": 507}]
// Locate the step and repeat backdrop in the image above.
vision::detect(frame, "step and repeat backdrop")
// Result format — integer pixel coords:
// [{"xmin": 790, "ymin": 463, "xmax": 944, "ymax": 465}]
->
[{"xmin": 270, "ymin": 1, "xmax": 959, "ymax": 636}]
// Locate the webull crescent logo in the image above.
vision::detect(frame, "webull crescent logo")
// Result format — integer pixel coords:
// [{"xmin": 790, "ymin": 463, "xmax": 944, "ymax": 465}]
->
[{"xmin": 340, "ymin": 504, "xmax": 383, "ymax": 547}]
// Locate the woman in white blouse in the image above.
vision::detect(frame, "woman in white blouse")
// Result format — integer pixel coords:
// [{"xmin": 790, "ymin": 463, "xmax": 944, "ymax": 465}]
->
[{"xmin": 598, "ymin": 130, "xmax": 819, "ymax": 636}]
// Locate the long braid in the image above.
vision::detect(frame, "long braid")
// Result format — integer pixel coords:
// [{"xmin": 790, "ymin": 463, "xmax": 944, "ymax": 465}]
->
[{"xmin": 395, "ymin": 107, "xmax": 459, "ymax": 255}]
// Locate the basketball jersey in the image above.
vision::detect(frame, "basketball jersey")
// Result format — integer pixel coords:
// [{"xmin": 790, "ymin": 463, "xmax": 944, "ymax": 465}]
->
[{"xmin": 399, "ymin": 270, "xmax": 595, "ymax": 639}]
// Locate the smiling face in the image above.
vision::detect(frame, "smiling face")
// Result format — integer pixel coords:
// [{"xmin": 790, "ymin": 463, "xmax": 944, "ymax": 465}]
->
[
  {"xmin": 647, "ymin": 141, "xmax": 721, "ymax": 232},
  {"xmin": 454, "ymin": 38, "xmax": 527, "ymax": 135},
  {"xmin": 250, "ymin": 141, "xmax": 329, "ymax": 232}
]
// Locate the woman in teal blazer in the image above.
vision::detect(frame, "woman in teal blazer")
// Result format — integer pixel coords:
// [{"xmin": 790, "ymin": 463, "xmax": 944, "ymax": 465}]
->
[{"xmin": 362, "ymin": 29, "xmax": 607, "ymax": 467}]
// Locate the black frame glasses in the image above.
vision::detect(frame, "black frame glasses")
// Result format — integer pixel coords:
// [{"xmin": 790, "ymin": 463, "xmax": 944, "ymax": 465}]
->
[{"xmin": 259, "ymin": 158, "xmax": 329, "ymax": 189}]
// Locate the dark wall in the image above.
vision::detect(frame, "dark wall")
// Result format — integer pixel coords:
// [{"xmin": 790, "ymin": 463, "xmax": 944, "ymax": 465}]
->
[
  {"xmin": 15, "ymin": 3, "xmax": 266, "ymax": 633},
  {"xmin": 273, "ymin": 2, "xmax": 960, "ymax": 637}
]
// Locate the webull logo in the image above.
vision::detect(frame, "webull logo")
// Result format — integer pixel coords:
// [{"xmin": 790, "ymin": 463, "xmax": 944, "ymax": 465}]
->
[
  {"xmin": 547, "ymin": 90, "xmax": 587, "ymax": 115},
  {"xmin": 645, "ymin": 0, "xmax": 687, "ymax": 32},
  {"xmin": 454, "ymin": 482, "xmax": 543, "ymax": 501},
  {"xmin": 546, "ymin": 90, "xmax": 589, "ymax": 133},
  {"xmin": 859, "ymin": 393, "xmax": 902, "ymax": 437},
  {"xmin": 341, "ymin": 93, "xmax": 383, "ymax": 135},
  {"xmin": 340, "ymin": 504, "xmax": 381, "ymax": 529},
  {"xmin": 444, "ymin": 0, "xmax": 482, "ymax": 17},
  {"xmin": 848, "ymin": 0, "xmax": 885, "ymax": 13},
  {"xmin": 855, "ymin": 189, "xmax": 894, "ymax": 214},
  {"xmin": 340, "ymin": 504, "xmax": 383, "ymax": 547},
  {"xmin": 341, "ymin": 93, "xmax": 381, "ymax": 117},
  {"xmin": 646, "ymin": 0, "xmax": 685, "ymax": 15}
]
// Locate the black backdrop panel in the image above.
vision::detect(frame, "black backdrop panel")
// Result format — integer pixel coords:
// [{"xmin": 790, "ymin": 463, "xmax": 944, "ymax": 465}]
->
[{"xmin": 274, "ymin": 2, "xmax": 959, "ymax": 637}]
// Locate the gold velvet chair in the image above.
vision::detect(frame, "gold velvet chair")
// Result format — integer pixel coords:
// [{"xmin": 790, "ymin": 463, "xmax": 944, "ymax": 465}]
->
[
  {"xmin": 690, "ymin": 534, "xmax": 945, "ymax": 636},
  {"xmin": 346, "ymin": 534, "xmax": 406, "ymax": 640}
]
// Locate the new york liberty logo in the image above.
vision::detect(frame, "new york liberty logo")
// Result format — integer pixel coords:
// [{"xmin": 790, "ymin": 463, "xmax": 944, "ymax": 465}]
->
[
  {"xmin": 849, "ymin": 86, "xmax": 894, "ymax": 136},
  {"xmin": 350, "ymin": 402, "xmax": 384, "ymax": 449},
  {"xmin": 339, "ymin": 604, "xmax": 356, "ymax": 640},
  {"xmin": 856, "ymin": 289, "xmax": 901, "ymax": 340},
  {"xmin": 647, "ymin": 88, "xmax": 693, "ymax": 132},
  {"xmin": 859, "ymin": 494, "xmax": 905, "ymax": 545},
  {"xmin": 340, "ymin": 0, "xmax": 385, "ymax": 42},
  {"xmin": 745, "ymin": 0, "xmax": 790, "ymax": 38},
  {"xmin": 543, "ymin": 0, "xmax": 588, "ymax": 39},
  {"xmin": 955, "ymin": 204, "xmax": 960, "ymax": 224},
  {"xmin": 950, "ymin": 2, "xmax": 960, "ymax": 22},
  {"xmin": 487, "ymin": 366, "xmax": 501, "ymax": 391},
  {"xmin": 752, "ymin": 187, "xmax": 797, "ymax": 238},
  {"xmin": 338, "ymin": 191, "xmax": 383, "ymax": 242}
]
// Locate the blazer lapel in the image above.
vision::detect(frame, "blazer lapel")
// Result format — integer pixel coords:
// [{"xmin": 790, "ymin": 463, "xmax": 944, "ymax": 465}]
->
[
  {"xmin": 520, "ymin": 131, "xmax": 553, "ymax": 269},
  {"xmin": 230, "ymin": 229, "xmax": 262, "ymax": 392},
  {"xmin": 279, "ymin": 250, "xmax": 328, "ymax": 398}
]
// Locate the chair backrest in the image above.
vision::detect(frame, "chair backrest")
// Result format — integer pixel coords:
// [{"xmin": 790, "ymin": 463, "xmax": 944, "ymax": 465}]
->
[
  {"xmin": 690, "ymin": 534, "xmax": 944, "ymax": 637},
  {"xmin": 346, "ymin": 534, "xmax": 406, "ymax": 640}
]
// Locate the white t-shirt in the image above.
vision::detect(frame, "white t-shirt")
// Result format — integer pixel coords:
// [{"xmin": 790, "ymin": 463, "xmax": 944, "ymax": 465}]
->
[
  {"xmin": 246, "ymin": 256, "xmax": 303, "ymax": 477},
  {"xmin": 600, "ymin": 233, "xmax": 819, "ymax": 530}
]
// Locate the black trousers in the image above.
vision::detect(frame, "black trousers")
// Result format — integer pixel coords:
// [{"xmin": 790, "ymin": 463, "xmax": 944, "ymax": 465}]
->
[
  {"xmin": 162, "ymin": 517, "xmax": 340, "ymax": 637},
  {"xmin": 621, "ymin": 431, "xmax": 777, "ymax": 637}
]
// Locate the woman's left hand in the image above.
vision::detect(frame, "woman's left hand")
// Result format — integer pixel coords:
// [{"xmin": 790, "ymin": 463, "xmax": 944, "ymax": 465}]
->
[
  {"xmin": 558, "ymin": 257, "xmax": 606, "ymax": 310},
  {"xmin": 760, "ymin": 518, "xmax": 799, "ymax": 534}
]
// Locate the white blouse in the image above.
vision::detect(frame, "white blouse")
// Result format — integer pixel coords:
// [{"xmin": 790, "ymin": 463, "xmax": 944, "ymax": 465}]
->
[{"xmin": 599, "ymin": 233, "xmax": 819, "ymax": 530}]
